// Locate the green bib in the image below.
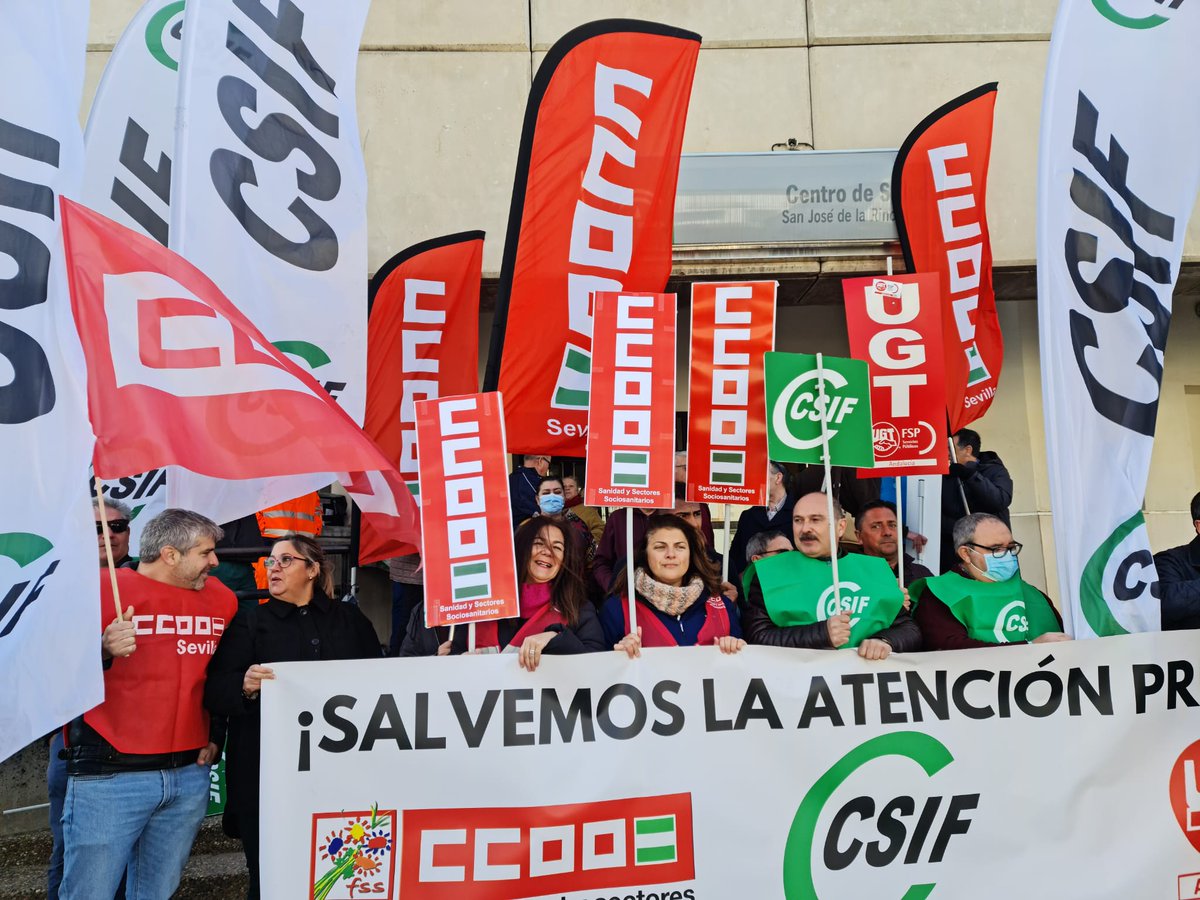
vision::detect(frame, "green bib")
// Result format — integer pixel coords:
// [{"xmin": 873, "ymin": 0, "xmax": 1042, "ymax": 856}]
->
[
  {"xmin": 910, "ymin": 572, "xmax": 1060, "ymax": 643},
  {"xmin": 745, "ymin": 551, "xmax": 905, "ymax": 648}
]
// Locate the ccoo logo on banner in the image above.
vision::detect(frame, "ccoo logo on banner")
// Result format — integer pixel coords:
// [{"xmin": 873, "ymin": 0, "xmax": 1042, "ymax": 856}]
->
[
  {"xmin": 415, "ymin": 393, "xmax": 519, "ymax": 628},
  {"xmin": 584, "ymin": 293, "xmax": 677, "ymax": 509},
  {"xmin": 764, "ymin": 352, "xmax": 876, "ymax": 468},
  {"xmin": 686, "ymin": 281, "xmax": 777, "ymax": 505},
  {"xmin": 844, "ymin": 274, "xmax": 949, "ymax": 477}
]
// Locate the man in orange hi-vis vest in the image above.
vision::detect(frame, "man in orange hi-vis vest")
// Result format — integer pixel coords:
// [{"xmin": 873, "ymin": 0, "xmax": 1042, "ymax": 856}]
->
[{"xmin": 252, "ymin": 493, "xmax": 323, "ymax": 589}]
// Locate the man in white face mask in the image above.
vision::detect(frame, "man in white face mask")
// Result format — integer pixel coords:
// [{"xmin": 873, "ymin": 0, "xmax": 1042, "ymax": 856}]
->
[{"xmin": 910, "ymin": 513, "xmax": 1071, "ymax": 650}]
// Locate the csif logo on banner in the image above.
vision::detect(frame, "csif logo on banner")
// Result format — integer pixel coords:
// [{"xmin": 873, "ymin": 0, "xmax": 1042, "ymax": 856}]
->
[
  {"xmin": 0, "ymin": 118, "xmax": 62, "ymax": 426},
  {"xmin": 398, "ymin": 794, "xmax": 696, "ymax": 899},
  {"xmin": 783, "ymin": 732, "xmax": 978, "ymax": 899},
  {"xmin": 212, "ymin": 1, "xmax": 344, "ymax": 273},
  {"xmin": 0, "ymin": 533, "xmax": 59, "ymax": 640},
  {"xmin": 1092, "ymin": 0, "xmax": 1186, "ymax": 29},
  {"xmin": 551, "ymin": 63, "xmax": 657, "ymax": 415}
]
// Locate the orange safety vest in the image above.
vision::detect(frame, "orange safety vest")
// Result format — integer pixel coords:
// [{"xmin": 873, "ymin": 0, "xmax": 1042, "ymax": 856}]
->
[{"xmin": 255, "ymin": 492, "xmax": 323, "ymax": 539}]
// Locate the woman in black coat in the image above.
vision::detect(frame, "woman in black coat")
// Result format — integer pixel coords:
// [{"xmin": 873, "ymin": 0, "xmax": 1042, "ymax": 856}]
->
[{"xmin": 205, "ymin": 533, "xmax": 380, "ymax": 899}]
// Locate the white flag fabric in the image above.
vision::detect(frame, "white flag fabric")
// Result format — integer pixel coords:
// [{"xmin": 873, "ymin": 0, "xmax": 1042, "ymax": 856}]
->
[
  {"xmin": 1038, "ymin": 0, "xmax": 1200, "ymax": 637},
  {"xmin": 167, "ymin": 0, "xmax": 372, "ymax": 525},
  {"xmin": 83, "ymin": 0, "xmax": 186, "ymax": 550},
  {"xmin": 0, "ymin": 0, "xmax": 99, "ymax": 763}
]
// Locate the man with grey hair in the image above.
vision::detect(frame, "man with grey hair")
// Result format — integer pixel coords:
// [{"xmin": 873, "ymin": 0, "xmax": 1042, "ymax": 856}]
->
[
  {"xmin": 60, "ymin": 509, "xmax": 237, "ymax": 900},
  {"xmin": 729, "ymin": 461, "xmax": 796, "ymax": 590},
  {"xmin": 94, "ymin": 496, "xmax": 135, "ymax": 569},
  {"xmin": 912, "ymin": 512, "xmax": 1069, "ymax": 650}
]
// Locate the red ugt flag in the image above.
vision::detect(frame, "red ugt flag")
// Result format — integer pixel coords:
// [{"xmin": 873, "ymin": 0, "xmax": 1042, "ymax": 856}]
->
[{"xmin": 59, "ymin": 198, "xmax": 420, "ymax": 551}]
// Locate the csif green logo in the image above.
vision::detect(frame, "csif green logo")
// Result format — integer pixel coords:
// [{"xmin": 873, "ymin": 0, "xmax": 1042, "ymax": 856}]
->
[
  {"xmin": 145, "ymin": 1, "xmax": 186, "ymax": 71},
  {"xmin": 1091, "ymin": 0, "xmax": 1184, "ymax": 29},
  {"xmin": 0, "ymin": 533, "xmax": 54, "ymax": 568},
  {"xmin": 783, "ymin": 732, "xmax": 978, "ymax": 899}
]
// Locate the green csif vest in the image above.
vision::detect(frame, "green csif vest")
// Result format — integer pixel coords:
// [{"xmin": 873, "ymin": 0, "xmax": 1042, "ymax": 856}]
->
[{"xmin": 744, "ymin": 551, "xmax": 905, "ymax": 648}]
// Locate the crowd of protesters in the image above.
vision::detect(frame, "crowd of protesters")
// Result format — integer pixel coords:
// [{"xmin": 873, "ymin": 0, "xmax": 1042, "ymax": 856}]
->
[{"xmin": 48, "ymin": 427, "xmax": 1200, "ymax": 899}]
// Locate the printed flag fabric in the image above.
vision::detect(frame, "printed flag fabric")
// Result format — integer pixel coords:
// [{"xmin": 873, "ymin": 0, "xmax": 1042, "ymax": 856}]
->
[
  {"xmin": 59, "ymin": 199, "xmax": 420, "ymax": 556},
  {"xmin": 415, "ymin": 394, "xmax": 519, "ymax": 628},
  {"xmin": 843, "ymin": 274, "xmax": 949, "ymax": 478},
  {"xmin": 83, "ymin": 0, "xmax": 187, "ymax": 552},
  {"xmin": 584, "ymin": 293, "xmax": 677, "ymax": 510},
  {"xmin": 686, "ymin": 281, "xmax": 776, "ymax": 506},
  {"xmin": 487, "ymin": 20, "xmax": 701, "ymax": 456},
  {"xmin": 361, "ymin": 233, "xmax": 484, "ymax": 564},
  {"xmin": 764, "ymin": 353, "xmax": 875, "ymax": 468},
  {"xmin": 892, "ymin": 83, "xmax": 1001, "ymax": 433},
  {"xmin": 1038, "ymin": 0, "xmax": 1200, "ymax": 636},
  {"xmin": 0, "ymin": 0, "xmax": 99, "ymax": 764},
  {"xmin": 167, "ymin": 0, "xmax": 373, "ymax": 525}
]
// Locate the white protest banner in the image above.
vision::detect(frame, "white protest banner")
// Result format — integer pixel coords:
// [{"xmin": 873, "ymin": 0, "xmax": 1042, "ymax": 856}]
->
[
  {"xmin": 1038, "ymin": 0, "xmax": 1200, "ymax": 637},
  {"xmin": 262, "ymin": 632, "xmax": 1200, "ymax": 899},
  {"xmin": 168, "ymin": 0, "xmax": 373, "ymax": 524},
  {"xmin": 83, "ymin": 0, "xmax": 186, "ymax": 551},
  {"xmin": 0, "ymin": 0, "xmax": 99, "ymax": 763}
]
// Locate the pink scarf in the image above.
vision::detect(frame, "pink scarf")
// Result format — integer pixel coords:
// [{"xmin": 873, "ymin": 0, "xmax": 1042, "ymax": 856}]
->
[{"xmin": 519, "ymin": 581, "xmax": 554, "ymax": 619}]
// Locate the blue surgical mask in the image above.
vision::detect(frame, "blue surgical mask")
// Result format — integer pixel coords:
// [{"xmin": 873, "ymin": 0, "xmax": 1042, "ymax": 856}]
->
[
  {"xmin": 981, "ymin": 551, "xmax": 1019, "ymax": 582},
  {"xmin": 538, "ymin": 494, "xmax": 565, "ymax": 515}
]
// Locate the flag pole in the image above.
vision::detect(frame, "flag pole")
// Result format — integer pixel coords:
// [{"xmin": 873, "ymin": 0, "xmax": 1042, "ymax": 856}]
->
[
  {"xmin": 895, "ymin": 477, "xmax": 905, "ymax": 589},
  {"xmin": 814, "ymin": 353, "xmax": 841, "ymax": 614},
  {"xmin": 95, "ymin": 491, "xmax": 124, "ymax": 621},
  {"xmin": 468, "ymin": 622, "xmax": 476, "ymax": 653},
  {"xmin": 721, "ymin": 503, "xmax": 731, "ymax": 584},
  {"xmin": 626, "ymin": 508, "xmax": 637, "ymax": 633},
  {"xmin": 885, "ymin": 258, "xmax": 906, "ymax": 590}
]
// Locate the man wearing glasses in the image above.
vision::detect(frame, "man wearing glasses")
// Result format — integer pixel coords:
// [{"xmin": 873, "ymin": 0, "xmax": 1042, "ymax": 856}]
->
[
  {"xmin": 912, "ymin": 512, "xmax": 1071, "ymax": 650},
  {"xmin": 509, "ymin": 453, "xmax": 552, "ymax": 527},
  {"xmin": 95, "ymin": 497, "xmax": 136, "ymax": 569}
]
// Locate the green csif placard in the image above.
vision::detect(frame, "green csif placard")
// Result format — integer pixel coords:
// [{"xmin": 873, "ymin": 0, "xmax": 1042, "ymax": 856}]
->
[{"xmin": 764, "ymin": 352, "xmax": 875, "ymax": 467}]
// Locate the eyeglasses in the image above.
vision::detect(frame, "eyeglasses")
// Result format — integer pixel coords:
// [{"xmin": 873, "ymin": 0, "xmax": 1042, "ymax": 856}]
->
[
  {"xmin": 96, "ymin": 519, "xmax": 130, "ymax": 535},
  {"xmin": 264, "ymin": 554, "xmax": 311, "ymax": 569},
  {"xmin": 760, "ymin": 548, "xmax": 790, "ymax": 558},
  {"xmin": 966, "ymin": 541, "xmax": 1023, "ymax": 558}
]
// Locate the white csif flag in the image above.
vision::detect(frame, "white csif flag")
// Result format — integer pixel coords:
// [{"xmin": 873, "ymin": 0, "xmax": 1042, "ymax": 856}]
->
[
  {"xmin": 1038, "ymin": 0, "xmax": 1200, "ymax": 637},
  {"xmin": 82, "ymin": 0, "xmax": 186, "ymax": 550},
  {"xmin": 0, "ymin": 0, "xmax": 99, "ymax": 763},
  {"xmin": 167, "ymin": 0, "xmax": 373, "ymax": 525}
]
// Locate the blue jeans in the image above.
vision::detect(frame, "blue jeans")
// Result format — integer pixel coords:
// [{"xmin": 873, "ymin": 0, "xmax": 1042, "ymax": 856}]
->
[
  {"xmin": 47, "ymin": 732, "xmax": 66, "ymax": 899},
  {"xmin": 60, "ymin": 763, "xmax": 209, "ymax": 900}
]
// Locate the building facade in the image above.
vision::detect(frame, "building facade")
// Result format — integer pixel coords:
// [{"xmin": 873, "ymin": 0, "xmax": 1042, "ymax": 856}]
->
[{"xmin": 81, "ymin": 0, "xmax": 1200, "ymax": 595}]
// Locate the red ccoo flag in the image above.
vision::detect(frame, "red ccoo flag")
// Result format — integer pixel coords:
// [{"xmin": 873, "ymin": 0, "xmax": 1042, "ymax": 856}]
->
[
  {"xmin": 58, "ymin": 197, "xmax": 420, "ymax": 554},
  {"xmin": 892, "ymin": 83, "xmax": 1001, "ymax": 433}
]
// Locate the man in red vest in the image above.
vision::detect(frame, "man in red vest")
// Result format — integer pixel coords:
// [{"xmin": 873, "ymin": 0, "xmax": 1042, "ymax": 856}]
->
[{"xmin": 60, "ymin": 509, "xmax": 236, "ymax": 900}]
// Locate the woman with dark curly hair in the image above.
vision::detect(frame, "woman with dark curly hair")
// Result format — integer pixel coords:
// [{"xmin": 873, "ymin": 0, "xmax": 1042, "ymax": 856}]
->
[
  {"xmin": 601, "ymin": 513, "xmax": 744, "ymax": 655},
  {"xmin": 400, "ymin": 516, "xmax": 605, "ymax": 667}
]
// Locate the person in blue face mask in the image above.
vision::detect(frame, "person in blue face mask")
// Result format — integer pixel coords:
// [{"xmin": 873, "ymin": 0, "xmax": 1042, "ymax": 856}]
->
[
  {"xmin": 522, "ymin": 476, "xmax": 596, "ymax": 569},
  {"xmin": 910, "ymin": 513, "xmax": 1071, "ymax": 650}
]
